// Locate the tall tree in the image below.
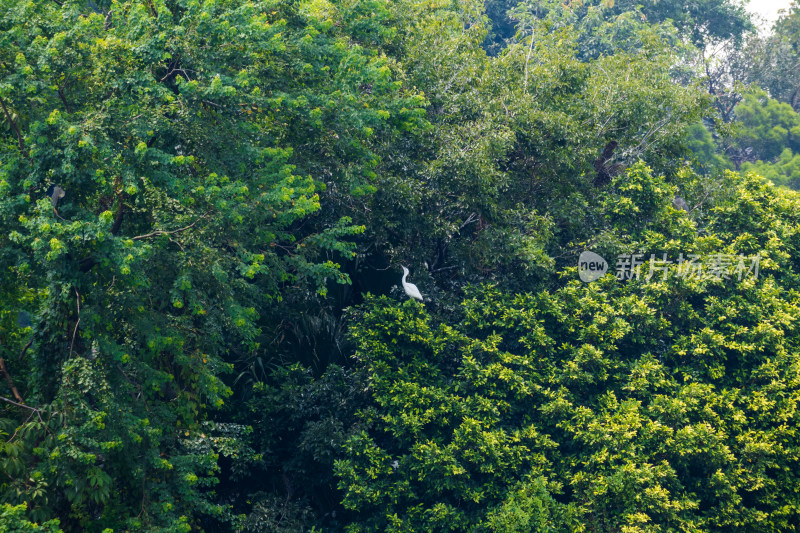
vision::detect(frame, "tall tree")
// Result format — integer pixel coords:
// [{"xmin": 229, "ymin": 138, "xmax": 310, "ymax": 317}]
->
[
  {"xmin": 0, "ymin": 0, "xmax": 425, "ymax": 529},
  {"xmin": 745, "ymin": 1, "xmax": 800, "ymax": 112},
  {"xmin": 338, "ymin": 166, "xmax": 800, "ymax": 532}
]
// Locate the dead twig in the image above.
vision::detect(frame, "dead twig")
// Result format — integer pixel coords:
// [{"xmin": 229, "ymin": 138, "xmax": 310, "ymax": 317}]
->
[
  {"xmin": 458, "ymin": 212, "xmax": 479, "ymax": 231},
  {"xmin": 69, "ymin": 289, "xmax": 81, "ymax": 358},
  {"xmin": 132, "ymin": 220, "xmax": 199, "ymax": 241}
]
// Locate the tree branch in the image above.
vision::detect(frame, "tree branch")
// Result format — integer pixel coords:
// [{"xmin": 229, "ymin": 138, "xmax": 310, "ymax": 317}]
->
[
  {"xmin": 69, "ymin": 289, "xmax": 81, "ymax": 358},
  {"xmin": 111, "ymin": 199, "xmax": 125, "ymax": 235},
  {"xmin": 458, "ymin": 212, "xmax": 479, "ymax": 231},
  {"xmin": 57, "ymin": 88, "xmax": 73, "ymax": 114},
  {"xmin": 18, "ymin": 337, "xmax": 33, "ymax": 362},
  {"xmin": 0, "ymin": 358, "xmax": 25, "ymax": 404},
  {"xmin": 430, "ymin": 265, "xmax": 459, "ymax": 273},
  {"xmin": 132, "ymin": 220, "xmax": 200, "ymax": 241},
  {"xmin": 0, "ymin": 395, "xmax": 40, "ymax": 412},
  {"xmin": 0, "ymin": 95, "xmax": 29, "ymax": 158}
]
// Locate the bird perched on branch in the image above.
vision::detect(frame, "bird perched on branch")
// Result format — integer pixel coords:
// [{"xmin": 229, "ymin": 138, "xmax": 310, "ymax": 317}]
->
[
  {"xmin": 672, "ymin": 195, "xmax": 689, "ymax": 212},
  {"xmin": 46, "ymin": 184, "xmax": 66, "ymax": 219},
  {"xmin": 51, "ymin": 185, "xmax": 65, "ymax": 207},
  {"xmin": 401, "ymin": 266, "xmax": 424, "ymax": 302}
]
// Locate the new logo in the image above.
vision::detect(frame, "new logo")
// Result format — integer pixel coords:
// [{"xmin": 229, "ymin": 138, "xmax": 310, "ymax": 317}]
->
[{"xmin": 578, "ymin": 251, "xmax": 608, "ymax": 282}]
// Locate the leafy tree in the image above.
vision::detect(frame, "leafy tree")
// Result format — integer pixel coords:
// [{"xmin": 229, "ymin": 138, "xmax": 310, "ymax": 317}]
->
[
  {"xmin": 685, "ymin": 121, "xmax": 733, "ymax": 174},
  {"xmin": 350, "ymin": 0, "xmax": 709, "ymax": 296},
  {"xmin": 337, "ymin": 167, "xmax": 800, "ymax": 532},
  {"xmin": 0, "ymin": 504, "xmax": 61, "ymax": 533},
  {"xmin": 730, "ymin": 88, "xmax": 800, "ymax": 166},
  {"xmin": 0, "ymin": 0, "xmax": 424, "ymax": 529},
  {"xmin": 746, "ymin": 1, "xmax": 800, "ymax": 112},
  {"xmin": 216, "ymin": 2, "xmax": 718, "ymax": 524},
  {"xmin": 2, "ymin": 0, "xmax": 790, "ymax": 531},
  {"xmin": 741, "ymin": 147, "xmax": 800, "ymax": 189},
  {"xmin": 633, "ymin": 0, "xmax": 753, "ymax": 47},
  {"xmin": 483, "ymin": 0, "xmax": 752, "ymax": 58}
]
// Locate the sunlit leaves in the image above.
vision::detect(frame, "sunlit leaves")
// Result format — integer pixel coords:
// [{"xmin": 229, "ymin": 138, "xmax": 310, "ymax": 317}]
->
[
  {"xmin": 338, "ymin": 168, "xmax": 800, "ymax": 531},
  {"xmin": 0, "ymin": 0, "xmax": 423, "ymax": 528}
]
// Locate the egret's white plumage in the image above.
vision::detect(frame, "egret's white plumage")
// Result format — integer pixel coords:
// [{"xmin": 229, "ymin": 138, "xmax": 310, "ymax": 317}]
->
[{"xmin": 401, "ymin": 266, "xmax": 424, "ymax": 302}]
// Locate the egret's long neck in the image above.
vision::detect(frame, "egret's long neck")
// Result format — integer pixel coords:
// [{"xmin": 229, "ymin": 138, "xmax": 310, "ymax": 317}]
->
[{"xmin": 402, "ymin": 270, "xmax": 408, "ymax": 284}]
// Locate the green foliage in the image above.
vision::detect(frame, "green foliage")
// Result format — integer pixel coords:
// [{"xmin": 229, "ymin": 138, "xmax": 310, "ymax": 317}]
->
[
  {"xmin": 508, "ymin": 0, "xmax": 685, "ymax": 61},
  {"xmin": 484, "ymin": 0, "xmax": 751, "ymax": 58},
  {"xmin": 0, "ymin": 504, "xmax": 61, "ymax": 533},
  {"xmin": 742, "ymin": 148, "xmax": 800, "ymax": 189},
  {"xmin": 745, "ymin": 1, "xmax": 800, "ymax": 113},
  {"xmin": 728, "ymin": 88, "xmax": 800, "ymax": 190},
  {"xmin": 357, "ymin": 0, "xmax": 709, "ymax": 297},
  {"xmin": 685, "ymin": 121, "xmax": 733, "ymax": 174},
  {"xmin": 337, "ymin": 168, "xmax": 800, "ymax": 531},
  {"xmin": 600, "ymin": 162, "xmax": 679, "ymax": 238},
  {"xmin": 232, "ymin": 363, "xmax": 369, "ymax": 529},
  {"xmin": 1, "ymin": 0, "xmax": 797, "ymax": 530},
  {"xmin": 733, "ymin": 88, "xmax": 800, "ymax": 161},
  {"xmin": 633, "ymin": 0, "xmax": 753, "ymax": 46},
  {"xmin": 0, "ymin": 0, "xmax": 422, "ymax": 529}
]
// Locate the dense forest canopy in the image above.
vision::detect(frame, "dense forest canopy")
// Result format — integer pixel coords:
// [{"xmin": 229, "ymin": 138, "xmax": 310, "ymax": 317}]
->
[{"xmin": 3, "ymin": 0, "xmax": 800, "ymax": 531}]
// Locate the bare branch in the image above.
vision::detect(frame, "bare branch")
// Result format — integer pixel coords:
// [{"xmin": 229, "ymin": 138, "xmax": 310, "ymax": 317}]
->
[
  {"xmin": 159, "ymin": 56, "xmax": 183, "ymax": 82},
  {"xmin": 69, "ymin": 289, "xmax": 81, "ymax": 358},
  {"xmin": 523, "ymin": 31, "xmax": 535, "ymax": 92},
  {"xmin": 458, "ymin": 212, "xmax": 479, "ymax": 231},
  {"xmin": 0, "ymin": 395, "xmax": 41, "ymax": 413},
  {"xmin": 132, "ymin": 220, "xmax": 200, "ymax": 241},
  {"xmin": 0, "ymin": 358, "xmax": 24, "ymax": 404}
]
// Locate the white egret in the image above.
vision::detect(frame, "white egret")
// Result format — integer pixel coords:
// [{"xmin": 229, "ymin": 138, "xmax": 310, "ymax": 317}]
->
[{"xmin": 401, "ymin": 266, "xmax": 424, "ymax": 302}]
